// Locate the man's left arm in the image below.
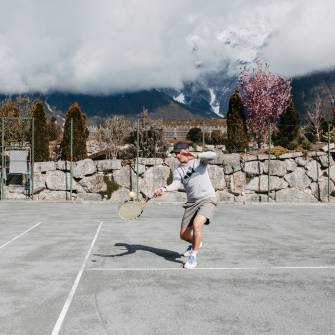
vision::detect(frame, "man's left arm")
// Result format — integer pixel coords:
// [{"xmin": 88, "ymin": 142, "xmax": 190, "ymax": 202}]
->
[{"xmin": 196, "ymin": 151, "xmax": 217, "ymax": 162}]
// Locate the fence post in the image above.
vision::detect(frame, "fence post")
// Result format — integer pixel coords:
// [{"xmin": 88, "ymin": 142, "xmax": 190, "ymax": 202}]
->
[
  {"xmin": 136, "ymin": 118, "xmax": 139, "ymax": 201},
  {"xmin": 0, "ymin": 117, "xmax": 4, "ymax": 200},
  {"xmin": 70, "ymin": 118, "xmax": 73, "ymax": 201},
  {"xmin": 328, "ymin": 123, "xmax": 330, "ymax": 202},
  {"xmin": 268, "ymin": 124, "xmax": 271, "ymax": 202},
  {"xmin": 31, "ymin": 118, "xmax": 35, "ymax": 200}
]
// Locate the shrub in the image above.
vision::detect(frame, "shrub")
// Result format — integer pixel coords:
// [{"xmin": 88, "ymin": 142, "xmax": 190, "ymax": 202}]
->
[{"xmin": 101, "ymin": 175, "xmax": 119, "ymax": 199}]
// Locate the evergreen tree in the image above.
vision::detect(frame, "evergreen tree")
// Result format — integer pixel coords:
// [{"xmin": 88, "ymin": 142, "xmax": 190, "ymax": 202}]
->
[
  {"xmin": 274, "ymin": 98, "xmax": 300, "ymax": 148},
  {"xmin": 226, "ymin": 89, "xmax": 248, "ymax": 152},
  {"xmin": 48, "ymin": 116, "xmax": 61, "ymax": 141},
  {"xmin": 32, "ymin": 101, "xmax": 49, "ymax": 162},
  {"xmin": 60, "ymin": 103, "xmax": 88, "ymax": 161},
  {"xmin": 186, "ymin": 127, "xmax": 203, "ymax": 144}
]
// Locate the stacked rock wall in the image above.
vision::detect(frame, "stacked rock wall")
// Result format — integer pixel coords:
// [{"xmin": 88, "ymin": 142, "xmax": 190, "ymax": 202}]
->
[{"xmin": 4, "ymin": 150, "xmax": 335, "ymax": 202}]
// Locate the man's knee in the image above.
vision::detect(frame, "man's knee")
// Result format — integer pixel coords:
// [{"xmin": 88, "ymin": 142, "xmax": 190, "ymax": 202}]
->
[{"xmin": 193, "ymin": 215, "xmax": 207, "ymax": 231}]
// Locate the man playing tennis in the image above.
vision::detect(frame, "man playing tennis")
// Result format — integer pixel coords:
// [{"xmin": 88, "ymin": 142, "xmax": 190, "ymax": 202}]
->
[{"xmin": 154, "ymin": 143, "xmax": 217, "ymax": 269}]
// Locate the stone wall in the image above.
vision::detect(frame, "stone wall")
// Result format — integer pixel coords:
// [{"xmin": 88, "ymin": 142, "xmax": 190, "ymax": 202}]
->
[{"xmin": 4, "ymin": 149, "xmax": 335, "ymax": 202}]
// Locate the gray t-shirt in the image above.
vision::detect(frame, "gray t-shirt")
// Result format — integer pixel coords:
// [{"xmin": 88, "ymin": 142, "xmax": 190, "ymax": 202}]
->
[{"xmin": 166, "ymin": 152, "xmax": 217, "ymax": 202}]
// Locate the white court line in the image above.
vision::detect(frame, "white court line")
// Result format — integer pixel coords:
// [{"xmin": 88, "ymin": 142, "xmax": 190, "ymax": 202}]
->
[
  {"xmin": 51, "ymin": 221, "xmax": 103, "ymax": 335},
  {"xmin": 88, "ymin": 266, "xmax": 335, "ymax": 271},
  {"xmin": 0, "ymin": 222, "xmax": 43, "ymax": 250}
]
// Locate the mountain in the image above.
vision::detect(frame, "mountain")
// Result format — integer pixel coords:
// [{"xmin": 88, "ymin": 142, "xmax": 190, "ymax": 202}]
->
[
  {"xmin": 1, "ymin": 69, "xmax": 334, "ymax": 124},
  {"xmin": 291, "ymin": 69, "xmax": 335, "ymax": 122}
]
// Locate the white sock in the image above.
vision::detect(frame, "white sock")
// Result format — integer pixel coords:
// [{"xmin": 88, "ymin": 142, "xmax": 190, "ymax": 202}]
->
[{"xmin": 191, "ymin": 250, "xmax": 198, "ymax": 257}]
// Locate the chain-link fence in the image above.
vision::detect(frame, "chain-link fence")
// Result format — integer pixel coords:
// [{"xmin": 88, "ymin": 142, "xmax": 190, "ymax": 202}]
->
[
  {"xmin": 1, "ymin": 116, "xmax": 334, "ymax": 203},
  {"xmin": 0, "ymin": 117, "xmax": 34, "ymax": 200}
]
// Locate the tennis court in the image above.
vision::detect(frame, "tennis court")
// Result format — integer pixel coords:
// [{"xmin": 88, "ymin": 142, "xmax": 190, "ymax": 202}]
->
[{"xmin": 0, "ymin": 201, "xmax": 334, "ymax": 335}]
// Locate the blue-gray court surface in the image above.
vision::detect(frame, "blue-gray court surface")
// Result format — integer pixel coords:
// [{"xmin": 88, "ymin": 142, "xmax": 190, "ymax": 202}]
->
[{"xmin": 0, "ymin": 201, "xmax": 335, "ymax": 335}]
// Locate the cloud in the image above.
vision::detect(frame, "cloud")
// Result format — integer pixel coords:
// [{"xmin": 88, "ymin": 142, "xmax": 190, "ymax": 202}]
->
[{"xmin": 0, "ymin": 0, "xmax": 334, "ymax": 94}]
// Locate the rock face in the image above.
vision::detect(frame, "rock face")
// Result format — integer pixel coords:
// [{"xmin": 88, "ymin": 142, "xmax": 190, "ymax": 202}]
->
[
  {"xmin": 208, "ymin": 165, "xmax": 225, "ymax": 190},
  {"xmin": 263, "ymin": 160, "xmax": 287, "ymax": 177},
  {"xmin": 79, "ymin": 175, "xmax": 107, "ymax": 193},
  {"xmin": 246, "ymin": 175, "xmax": 288, "ymax": 193},
  {"xmin": 139, "ymin": 165, "xmax": 170, "ymax": 197},
  {"xmin": 284, "ymin": 168, "xmax": 311, "ymax": 190},
  {"xmin": 221, "ymin": 154, "xmax": 241, "ymax": 174},
  {"xmin": 97, "ymin": 159, "xmax": 122, "ymax": 172},
  {"xmin": 34, "ymin": 161, "xmax": 56, "ymax": 173},
  {"xmin": 244, "ymin": 161, "xmax": 263, "ymax": 176},
  {"xmin": 275, "ymin": 188, "xmax": 317, "ymax": 202},
  {"xmin": 230, "ymin": 171, "xmax": 246, "ymax": 195},
  {"xmin": 4, "ymin": 152, "xmax": 335, "ymax": 202},
  {"xmin": 45, "ymin": 171, "xmax": 77, "ymax": 191},
  {"xmin": 73, "ymin": 159, "xmax": 96, "ymax": 178}
]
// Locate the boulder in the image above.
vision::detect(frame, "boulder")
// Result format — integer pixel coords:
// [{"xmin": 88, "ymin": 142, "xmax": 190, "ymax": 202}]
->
[
  {"xmin": 34, "ymin": 161, "xmax": 56, "ymax": 173},
  {"xmin": 56, "ymin": 161, "xmax": 71, "ymax": 171},
  {"xmin": 110, "ymin": 187, "xmax": 134, "ymax": 202},
  {"xmin": 258, "ymin": 154, "xmax": 276, "ymax": 161},
  {"xmin": 284, "ymin": 168, "xmax": 311, "ymax": 190},
  {"xmin": 73, "ymin": 159, "xmax": 96, "ymax": 178},
  {"xmin": 45, "ymin": 170, "xmax": 77, "ymax": 191},
  {"xmin": 244, "ymin": 161, "xmax": 263, "ymax": 176},
  {"xmin": 230, "ymin": 171, "xmax": 246, "ymax": 195},
  {"xmin": 296, "ymin": 157, "xmax": 308, "ymax": 167},
  {"xmin": 139, "ymin": 165, "xmax": 171, "ymax": 197},
  {"xmin": 235, "ymin": 192, "xmax": 274, "ymax": 202},
  {"xmin": 208, "ymin": 150, "xmax": 224, "ymax": 165},
  {"xmin": 6, "ymin": 185, "xmax": 25, "ymax": 194},
  {"xmin": 137, "ymin": 158, "xmax": 163, "ymax": 166},
  {"xmin": 305, "ymin": 160, "xmax": 322, "ymax": 182},
  {"xmin": 317, "ymin": 154, "xmax": 334, "ymax": 168},
  {"xmin": 325, "ymin": 165, "xmax": 335, "ymax": 182},
  {"xmin": 275, "ymin": 188, "xmax": 317, "ymax": 202},
  {"xmin": 322, "ymin": 143, "xmax": 335, "ymax": 152},
  {"xmin": 33, "ymin": 173, "xmax": 46, "ymax": 193},
  {"xmin": 221, "ymin": 153, "xmax": 241, "ymax": 174},
  {"xmin": 3, "ymin": 189, "xmax": 26, "ymax": 200},
  {"xmin": 79, "ymin": 175, "xmax": 107, "ymax": 193},
  {"xmin": 76, "ymin": 193, "xmax": 103, "ymax": 201},
  {"xmin": 37, "ymin": 190, "xmax": 75, "ymax": 201},
  {"xmin": 263, "ymin": 160, "xmax": 287, "ymax": 177},
  {"xmin": 216, "ymin": 191, "xmax": 234, "ymax": 202},
  {"xmin": 246, "ymin": 175, "xmax": 288, "ymax": 193},
  {"xmin": 113, "ymin": 166, "xmax": 132, "ymax": 189},
  {"xmin": 96, "ymin": 159, "xmax": 122, "ymax": 172},
  {"xmin": 241, "ymin": 154, "xmax": 258, "ymax": 162},
  {"xmin": 285, "ymin": 159, "xmax": 297, "ymax": 173},
  {"xmin": 164, "ymin": 157, "xmax": 179, "ymax": 172},
  {"xmin": 310, "ymin": 178, "xmax": 335, "ymax": 200},
  {"xmin": 208, "ymin": 165, "xmax": 225, "ymax": 190},
  {"xmin": 279, "ymin": 152, "xmax": 303, "ymax": 159}
]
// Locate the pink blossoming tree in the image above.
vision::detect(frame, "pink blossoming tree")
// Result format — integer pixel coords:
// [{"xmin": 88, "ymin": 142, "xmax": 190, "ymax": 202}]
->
[{"xmin": 239, "ymin": 63, "xmax": 291, "ymax": 144}]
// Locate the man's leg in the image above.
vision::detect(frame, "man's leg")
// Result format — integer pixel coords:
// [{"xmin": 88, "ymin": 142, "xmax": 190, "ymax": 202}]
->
[
  {"xmin": 192, "ymin": 214, "xmax": 207, "ymax": 251},
  {"xmin": 180, "ymin": 225, "xmax": 193, "ymax": 243}
]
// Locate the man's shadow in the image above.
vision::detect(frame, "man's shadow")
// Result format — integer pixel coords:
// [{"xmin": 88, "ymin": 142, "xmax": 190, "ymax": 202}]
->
[{"xmin": 93, "ymin": 243, "xmax": 184, "ymax": 264}]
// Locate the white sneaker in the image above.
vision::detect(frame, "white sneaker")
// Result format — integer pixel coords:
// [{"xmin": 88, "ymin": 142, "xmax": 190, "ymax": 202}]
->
[
  {"xmin": 183, "ymin": 242, "xmax": 202, "ymax": 257},
  {"xmin": 184, "ymin": 254, "xmax": 197, "ymax": 269}
]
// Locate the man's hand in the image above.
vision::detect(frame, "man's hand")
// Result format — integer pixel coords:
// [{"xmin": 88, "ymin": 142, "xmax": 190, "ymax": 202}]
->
[
  {"xmin": 179, "ymin": 149, "xmax": 197, "ymax": 159},
  {"xmin": 154, "ymin": 187, "xmax": 166, "ymax": 197}
]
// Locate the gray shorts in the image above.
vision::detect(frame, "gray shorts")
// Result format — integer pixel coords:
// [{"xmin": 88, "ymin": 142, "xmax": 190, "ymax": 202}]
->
[{"xmin": 181, "ymin": 197, "xmax": 217, "ymax": 229}]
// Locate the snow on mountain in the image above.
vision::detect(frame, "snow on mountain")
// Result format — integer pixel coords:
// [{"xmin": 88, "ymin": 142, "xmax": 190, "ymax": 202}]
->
[
  {"xmin": 209, "ymin": 88, "xmax": 223, "ymax": 117},
  {"xmin": 173, "ymin": 93, "xmax": 186, "ymax": 104},
  {"xmin": 45, "ymin": 101, "xmax": 54, "ymax": 113}
]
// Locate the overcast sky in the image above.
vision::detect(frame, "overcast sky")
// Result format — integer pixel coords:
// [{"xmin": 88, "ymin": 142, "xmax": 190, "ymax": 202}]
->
[{"xmin": 0, "ymin": 0, "xmax": 334, "ymax": 94}]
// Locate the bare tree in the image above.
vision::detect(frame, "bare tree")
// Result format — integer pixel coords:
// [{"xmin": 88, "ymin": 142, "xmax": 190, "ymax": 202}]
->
[
  {"xmin": 306, "ymin": 98, "xmax": 324, "ymax": 143},
  {"xmin": 97, "ymin": 116, "xmax": 133, "ymax": 158},
  {"xmin": 0, "ymin": 96, "xmax": 35, "ymax": 145}
]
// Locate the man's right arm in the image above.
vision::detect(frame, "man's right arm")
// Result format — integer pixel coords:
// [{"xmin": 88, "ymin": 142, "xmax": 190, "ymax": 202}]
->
[{"xmin": 154, "ymin": 170, "xmax": 182, "ymax": 196}]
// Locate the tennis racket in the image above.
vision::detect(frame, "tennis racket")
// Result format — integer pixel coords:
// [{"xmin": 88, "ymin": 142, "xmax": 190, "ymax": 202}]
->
[{"xmin": 118, "ymin": 195, "xmax": 154, "ymax": 221}]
